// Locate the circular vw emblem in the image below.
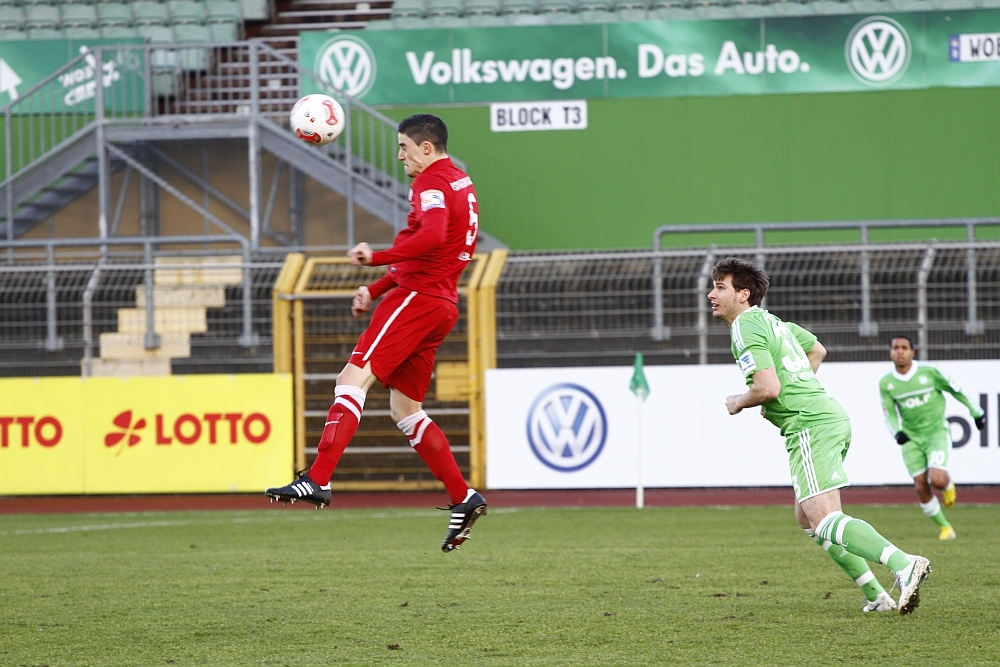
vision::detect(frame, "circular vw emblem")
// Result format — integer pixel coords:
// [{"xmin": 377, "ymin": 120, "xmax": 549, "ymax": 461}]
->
[
  {"xmin": 845, "ymin": 16, "xmax": 911, "ymax": 86},
  {"xmin": 315, "ymin": 35, "xmax": 376, "ymax": 99},
  {"xmin": 526, "ymin": 384, "xmax": 607, "ymax": 472}
]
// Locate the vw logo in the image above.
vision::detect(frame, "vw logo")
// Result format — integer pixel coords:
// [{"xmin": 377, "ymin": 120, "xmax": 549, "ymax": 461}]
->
[
  {"xmin": 315, "ymin": 35, "xmax": 376, "ymax": 99},
  {"xmin": 526, "ymin": 384, "xmax": 607, "ymax": 472},
  {"xmin": 845, "ymin": 16, "xmax": 911, "ymax": 86}
]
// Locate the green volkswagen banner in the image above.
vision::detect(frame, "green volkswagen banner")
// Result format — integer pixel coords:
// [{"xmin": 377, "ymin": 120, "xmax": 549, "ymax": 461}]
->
[
  {"xmin": 300, "ymin": 10, "xmax": 1000, "ymax": 104},
  {"xmin": 0, "ymin": 39, "xmax": 144, "ymax": 112}
]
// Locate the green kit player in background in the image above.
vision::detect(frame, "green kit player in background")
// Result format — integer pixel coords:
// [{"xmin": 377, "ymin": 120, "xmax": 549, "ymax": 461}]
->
[
  {"xmin": 708, "ymin": 257, "xmax": 931, "ymax": 615},
  {"xmin": 879, "ymin": 335, "xmax": 985, "ymax": 541}
]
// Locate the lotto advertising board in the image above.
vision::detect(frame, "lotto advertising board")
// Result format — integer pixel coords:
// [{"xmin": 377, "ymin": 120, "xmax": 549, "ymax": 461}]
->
[
  {"xmin": 0, "ymin": 374, "xmax": 292, "ymax": 495},
  {"xmin": 485, "ymin": 361, "xmax": 1000, "ymax": 489},
  {"xmin": 300, "ymin": 10, "xmax": 1000, "ymax": 105}
]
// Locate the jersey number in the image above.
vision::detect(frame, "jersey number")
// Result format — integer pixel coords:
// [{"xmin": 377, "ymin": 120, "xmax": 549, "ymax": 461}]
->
[{"xmin": 771, "ymin": 317, "xmax": 810, "ymax": 374}]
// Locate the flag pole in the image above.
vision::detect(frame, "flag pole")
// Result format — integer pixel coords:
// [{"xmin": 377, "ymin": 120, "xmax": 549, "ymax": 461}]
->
[
  {"xmin": 629, "ymin": 352, "xmax": 649, "ymax": 510},
  {"xmin": 636, "ymin": 397, "xmax": 644, "ymax": 509}
]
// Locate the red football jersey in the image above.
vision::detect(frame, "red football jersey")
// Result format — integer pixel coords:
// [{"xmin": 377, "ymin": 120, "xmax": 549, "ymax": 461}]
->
[{"xmin": 369, "ymin": 158, "xmax": 479, "ymax": 304}]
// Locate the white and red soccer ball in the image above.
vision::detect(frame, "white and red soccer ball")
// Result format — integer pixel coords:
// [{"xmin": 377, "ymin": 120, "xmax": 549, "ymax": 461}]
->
[{"xmin": 289, "ymin": 94, "xmax": 345, "ymax": 146}]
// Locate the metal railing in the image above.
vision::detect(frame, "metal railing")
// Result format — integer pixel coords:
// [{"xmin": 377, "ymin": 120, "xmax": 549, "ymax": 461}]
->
[
  {"xmin": 2, "ymin": 40, "xmax": 463, "ymax": 256},
  {"xmin": 497, "ymin": 241, "xmax": 1000, "ymax": 368},
  {"xmin": 0, "ymin": 238, "xmax": 284, "ymax": 377},
  {"xmin": 652, "ymin": 218, "xmax": 1000, "ymax": 342}
]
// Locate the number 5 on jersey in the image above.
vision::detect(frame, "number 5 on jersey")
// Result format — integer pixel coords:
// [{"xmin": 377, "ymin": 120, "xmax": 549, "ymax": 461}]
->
[{"xmin": 466, "ymin": 193, "xmax": 479, "ymax": 246}]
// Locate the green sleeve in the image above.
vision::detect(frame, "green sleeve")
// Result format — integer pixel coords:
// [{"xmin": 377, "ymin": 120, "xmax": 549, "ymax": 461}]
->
[
  {"xmin": 787, "ymin": 322, "xmax": 817, "ymax": 354},
  {"xmin": 879, "ymin": 381, "xmax": 903, "ymax": 434},
  {"xmin": 932, "ymin": 366, "xmax": 983, "ymax": 418},
  {"xmin": 733, "ymin": 317, "xmax": 774, "ymax": 383}
]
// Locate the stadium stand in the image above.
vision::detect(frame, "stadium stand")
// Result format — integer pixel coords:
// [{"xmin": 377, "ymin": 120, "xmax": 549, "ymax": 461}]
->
[
  {"xmin": 0, "ymin": 0, "xmax": 258, "ymax": 42},
  {"xmin": 373, "ymin": 0, "xmax": 1000, "ymax": 28}
]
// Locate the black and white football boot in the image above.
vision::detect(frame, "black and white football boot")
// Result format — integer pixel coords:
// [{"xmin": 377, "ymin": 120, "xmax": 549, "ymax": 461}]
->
[
  {"xmin": 264, "ymin": 470, "xmax": 331, "ymax": 508},
  {"xmin": 441, "ymin": 489, "xmax": 487, "ymax": 552}
]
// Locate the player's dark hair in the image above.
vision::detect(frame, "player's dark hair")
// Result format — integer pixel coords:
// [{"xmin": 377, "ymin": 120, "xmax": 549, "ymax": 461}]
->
[
  {"xmin": 398, "ymin": 114, "xmax": 448, "ymax": 153},
  {"xmin": 712, "ymin": 257, "xmax": 769, "ymax": 307},
  {"xmin": 890, "ymin": 335, "xmax": 915, "ymax": 349}
]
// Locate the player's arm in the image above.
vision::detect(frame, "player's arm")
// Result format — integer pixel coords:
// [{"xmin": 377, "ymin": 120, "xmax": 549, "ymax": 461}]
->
[
  {"xmin": 787, "ymin": 322, "xmax": 823, "ymax": 373},
  {"xmin": 370, "ymin": 188, "xmax": 448, "ymax": 266},
  {"xmin": 726, "ymin": 325, "xmax": 779, "ymax": 415},
  {"xmin": 879, "ymin": 382, "xmax": 907, "ymax": 443},
  {"xmin": 933, "ymin": 366, "xmax": 985, "ymax": 428},
  {"xmin": 726, "ymin": 366, "xmax": 780, "ymax": 415},
  {"xmin": 352, "ymin": 272, "xmax": 397, "ymax": 317}
]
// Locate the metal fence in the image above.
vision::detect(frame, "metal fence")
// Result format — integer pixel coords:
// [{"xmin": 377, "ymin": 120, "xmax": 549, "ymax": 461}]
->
[
  {"xmin": 495, "ymin": 242, "xmax": 1000, "ymax": 368},
  {"xmin": 0, "ymin": 247, "xmax": 284, "ymax": 377}
]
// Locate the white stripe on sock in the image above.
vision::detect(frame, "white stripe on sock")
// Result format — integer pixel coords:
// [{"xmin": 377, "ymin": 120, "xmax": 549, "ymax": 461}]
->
[
  {"xmin": 855, "ymin": 571, "xmax": 875, "ymax": 587},
  {"xmin": 834, "ymin": 515, "xmax": 852, "ymax": 546},
  {"xmin": 879, "ymin": 545, "xmax": 899, "ymax": 566},
  {"xmin": 920, "ymin": 497, "xmax": 941, "ymax": 517}
]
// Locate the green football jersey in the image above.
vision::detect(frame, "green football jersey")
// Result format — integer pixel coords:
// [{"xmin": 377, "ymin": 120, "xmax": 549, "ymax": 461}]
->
[
  {"xmin": 730, "ymin": 307, "xmax": 848, "ymax": 436},
  {"xmin": 879, "ymin": 361, "xmax": 983, "ymax": 436}
]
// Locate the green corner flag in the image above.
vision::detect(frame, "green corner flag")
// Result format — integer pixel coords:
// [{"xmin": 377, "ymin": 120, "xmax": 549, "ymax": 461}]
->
[{"xmin": 630, "ymin": 352, "xmax": 650, "ymax": 401}]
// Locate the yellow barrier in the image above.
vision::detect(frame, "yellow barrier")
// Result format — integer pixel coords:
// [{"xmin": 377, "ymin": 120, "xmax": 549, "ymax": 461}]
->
[{"xmin": 0, "ymin": 374, "xmax": 293, "ymax": 495}]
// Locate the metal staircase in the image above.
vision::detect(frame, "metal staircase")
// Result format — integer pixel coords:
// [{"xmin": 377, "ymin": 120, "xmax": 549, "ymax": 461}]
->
[{"xmin": 1, "ymin": 39, "xmax": 420, "ymax": 249}]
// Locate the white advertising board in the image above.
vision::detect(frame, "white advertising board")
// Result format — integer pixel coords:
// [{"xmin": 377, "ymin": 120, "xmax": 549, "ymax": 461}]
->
[{"xmin": 485, "ymin": 361, "xmax": 1000, "ymax": 489}]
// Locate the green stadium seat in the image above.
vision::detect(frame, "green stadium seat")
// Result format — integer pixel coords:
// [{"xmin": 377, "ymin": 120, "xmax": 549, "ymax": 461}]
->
[
  {"xmin": 239, "ymin": 0, "xmax": 269, "ymax": 20},
  {"xmin": 538, "ymin": 0, "xmax": 575, "ymax": 12},
  {"xmin": 425, "ymin": 0, "xmax": 462, "ymax": 16},
  {"xmin": 62, "ymin": 0, "xmax": 95, "ymax": 5},
  {"xmin": 176, "ymin": 23, "xmax": 211, "ymax": 69},
  {"xmin": 60, "ymin": 4, "xmax": 98, "ymax": 28},
  {"xmin": 169, "ymin": 0, "xmax": 206, "ymax": 24},
  {"xmin": 205, "ymin": 0, "xmax": 242, "ymax": 23},
  {"xmin": 391, "ymin": 0, "xmax": 426, "ymax": 18},
  {"xmin": 100, "ymin": 24, "xmax": 139, "ymax": 38},
  {"xmin": 464, "ymin": 0, "xmax": 501, "ymax": 14},
  {"xmin": 24, "ymin": 4, "xmax": 59, "ymax": 28},
  {"xmin": 391, "ymin": 15, "xmax": 434, "ymax": 26},
  {"xmin": 0, "ymin": 27, "xmax": 26, "ymax": 38},
  {"xmin": 137, "ymin": 23, "xmax": 174, "ymax": 43},
  {"xmin": 578, "ymin": 0, "xmax": 611, "ymax": 8},
  {"xmin": 0, "ymin": 0, "xmax": 18, "ymax": 7},
  {"xmin": 0, "ymin": 6, "xmax": 23, "ymax": 30},
  {"xmin": 27, "ymin": 26, "xmax": 64, "ymax": 38},
  {"xmin": 501, "ymin": 0, "xmax": 537, "ymax": 13},
  {"xmin": 614, "ymin": 0, "xmax": 648, "ymax": 8},
  {"xmin": 133, "ymin": 2, "xmax": 170, "ymax": 26},
  {"xmin": 208, "ymin": 19, "xmax": 239, "ymax": 40},
  {"xmin": 22, "ymin": 0, "xmax": 57, "ymax": 6},
  {"xmin": 64, "ymin": 25, "xmax": 101, "ymax": 39},
  {"xmin": 96, "ymin": 2, "xmax": 132, "ymax": 27}
]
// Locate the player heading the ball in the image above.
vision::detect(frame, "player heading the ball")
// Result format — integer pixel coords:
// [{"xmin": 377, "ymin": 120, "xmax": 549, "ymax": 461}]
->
[
  {"xmin": 709, "ymin": 257, "xmax": 930, "ymax": 615},
  {"xmin": 266, "ymin": 114, "xmax": 487, "ymax": 553}
]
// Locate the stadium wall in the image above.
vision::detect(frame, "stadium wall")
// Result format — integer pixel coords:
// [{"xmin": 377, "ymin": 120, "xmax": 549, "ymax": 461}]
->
[{"xmin": 383, "ymin": 86, "xmax": 1000, "ymax": 251}]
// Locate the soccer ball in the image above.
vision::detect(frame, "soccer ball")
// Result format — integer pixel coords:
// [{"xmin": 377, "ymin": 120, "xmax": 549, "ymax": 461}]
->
[{"xmin": 289, "ymin": 94, "xmax": 345, "ymax": 146}]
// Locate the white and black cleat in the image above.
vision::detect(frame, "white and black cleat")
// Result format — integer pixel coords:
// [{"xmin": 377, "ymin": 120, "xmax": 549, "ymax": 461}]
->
[
  {"xmin": 264, "ymin": 471, "xmax": 332, "ymax": 508},
  {"xmin": 441, "ymin": 489, "xmax": 487, "ymax": 553}
]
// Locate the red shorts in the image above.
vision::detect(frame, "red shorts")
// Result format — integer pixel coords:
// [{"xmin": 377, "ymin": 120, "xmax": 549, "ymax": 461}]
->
[{"xmin": 349, "ymin": 288, "xmax": 459, "ymax": 402}]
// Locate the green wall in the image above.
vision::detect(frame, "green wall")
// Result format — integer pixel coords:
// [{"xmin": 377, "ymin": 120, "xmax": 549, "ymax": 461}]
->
[{"xmin": 384, "ymin": 86, "xmax": 1000, "ymax": 250}]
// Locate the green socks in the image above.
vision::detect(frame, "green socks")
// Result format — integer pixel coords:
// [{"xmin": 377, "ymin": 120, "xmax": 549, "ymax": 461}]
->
[
  {"xmin": 815, "ymin": 511, "xmax": 912, "ymax": 574},
  {"xmin": 805, "ymin": 529, "xmax": 885, "ymax": 602},
  {"xmin": 920, "ymin": 497, "xmax": 951, "ymax": 528}
]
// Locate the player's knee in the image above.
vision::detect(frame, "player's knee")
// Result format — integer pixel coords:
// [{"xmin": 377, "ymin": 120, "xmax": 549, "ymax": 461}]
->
[{"xmin": 928, "ymin": 468, "xmax": 950, "ymax": 489}]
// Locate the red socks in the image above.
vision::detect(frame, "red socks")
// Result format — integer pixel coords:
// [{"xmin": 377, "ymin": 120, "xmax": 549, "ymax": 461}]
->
[
  {"xmin": 308, "ymin": 385, "xmax": 365, "ymax": 486},
  {"xmin": 398, "ymin": 410, "xmax": 469, "ymax": 505}
]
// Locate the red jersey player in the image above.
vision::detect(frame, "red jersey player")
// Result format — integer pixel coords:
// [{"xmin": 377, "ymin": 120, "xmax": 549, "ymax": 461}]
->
[{"xmin": 266, "ymin": 114, "xmax": 487, "ymax": 553}]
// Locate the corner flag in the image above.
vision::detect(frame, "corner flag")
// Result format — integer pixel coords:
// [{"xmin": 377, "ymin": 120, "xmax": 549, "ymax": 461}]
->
[{"xmin": 630, "ymin": 352, "xmax": 650, "ymax": 401}]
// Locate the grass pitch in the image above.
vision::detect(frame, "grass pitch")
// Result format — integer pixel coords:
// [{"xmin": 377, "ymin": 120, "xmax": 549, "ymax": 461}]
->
[{"xmin": 1, "ymin": 503, "xmax": 998, "ymax": 666}]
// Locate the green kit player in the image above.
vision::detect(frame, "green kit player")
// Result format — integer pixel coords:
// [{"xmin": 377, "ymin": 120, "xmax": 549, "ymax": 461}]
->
[
  {"xmin": 879, "ymin": 335, "xmax": 985, "ymax": 540},
  {"xmin": 708, "ymin": 257, "xmax": 931, "ymax": 615}
]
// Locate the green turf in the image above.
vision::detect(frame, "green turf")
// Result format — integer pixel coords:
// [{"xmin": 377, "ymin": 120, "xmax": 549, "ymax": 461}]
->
[{"xmin": 1, "ymin": 503, "xmax": 998, "ymax": 666}]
